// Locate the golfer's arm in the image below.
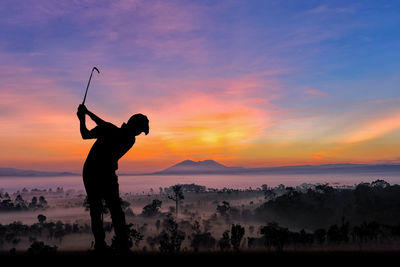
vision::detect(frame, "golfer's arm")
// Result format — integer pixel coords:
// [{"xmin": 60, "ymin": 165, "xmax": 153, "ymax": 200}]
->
[
  {"xmin": 79, "ymin": 116, "xmax": 93, "ymax": 139},
  {"xmin": 86, "ymin": 110, "xmax": 107, "ymax": 126}
]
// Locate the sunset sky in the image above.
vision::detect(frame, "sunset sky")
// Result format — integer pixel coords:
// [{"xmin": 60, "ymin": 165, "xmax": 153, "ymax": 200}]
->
[{"xmin": 1, "ymin": 0, "xmax": 400, "ymax": 173}]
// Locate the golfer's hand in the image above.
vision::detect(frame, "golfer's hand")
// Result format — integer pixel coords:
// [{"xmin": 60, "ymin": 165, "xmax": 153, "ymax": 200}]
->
[
  {"xmin": 77, "ymin": 105, "xmax": 87, "ymax": 120},
  {"xmin": 78, "ymin": 104, "xmax": 88, "ymax": 114}
]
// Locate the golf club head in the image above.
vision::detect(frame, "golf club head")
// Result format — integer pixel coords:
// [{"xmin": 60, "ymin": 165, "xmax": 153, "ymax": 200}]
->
[{"xmin": 93, "ymin": 67, "xmax": 100, "ymax": 74}]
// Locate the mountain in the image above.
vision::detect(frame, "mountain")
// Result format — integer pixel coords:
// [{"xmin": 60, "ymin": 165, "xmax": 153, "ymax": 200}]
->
[
  {"xmin": 153, "ymin": 160, "xmax": 400, "ymax": 175},
  {"xmin": 153, "ymin": 160, "xmax": 244, "ymax": 174},
  {"xmin": 0, "ymin": 168, "xmax": 77, "ymax": 177}
]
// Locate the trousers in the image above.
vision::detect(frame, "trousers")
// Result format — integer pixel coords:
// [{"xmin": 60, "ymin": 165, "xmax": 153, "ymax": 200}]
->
[{"xmin": 82, "ymin": 169, "xmax": 129, "ymax": 249}]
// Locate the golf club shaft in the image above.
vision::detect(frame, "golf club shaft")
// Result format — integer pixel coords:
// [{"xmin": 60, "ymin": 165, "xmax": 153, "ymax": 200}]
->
[
  {"xmin": 82, "ymin": 71, "xmax": 94, "ymax": 105},
  {"xmin": 82, "ymin": 67, "xmax": 99, "ymax": 105}
]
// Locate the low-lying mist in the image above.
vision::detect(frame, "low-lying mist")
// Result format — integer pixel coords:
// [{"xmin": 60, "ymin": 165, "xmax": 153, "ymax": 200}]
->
[{"xmin": 1, "ymin": 180, "xmax": 400, "ymax": 254}]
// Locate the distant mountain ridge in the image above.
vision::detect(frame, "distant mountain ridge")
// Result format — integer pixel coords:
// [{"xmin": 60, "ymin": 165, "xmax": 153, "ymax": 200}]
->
[
  {"xmin": 154, "ymin": 159, "xmax": 244, "ymax": 174},
  {"xmin": 153, "ymin": 160, "xmax": 400, "ymax": 175},
  {"xmin": 0, "ymin": 168, "xmax": 77, "ymax": 177},
  {"xmin": 2, "ymin": 160, "xmax": 400, "ymax": 176}
]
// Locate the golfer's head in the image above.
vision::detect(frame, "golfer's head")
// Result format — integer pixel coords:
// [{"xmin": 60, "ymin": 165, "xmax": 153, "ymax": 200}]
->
[{"xmin": 126, "ymin": 113, "xmax": 149, "ymax": 136}]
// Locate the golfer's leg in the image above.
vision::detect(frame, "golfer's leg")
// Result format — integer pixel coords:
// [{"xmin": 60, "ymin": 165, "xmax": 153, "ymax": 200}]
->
[
  {"xmin": 89, "ymin": 196, "xmax": 106, "ymax": 248},
  {"xmin": 105, "ymin": 183, "xmax": 129, "ymax": 249}
]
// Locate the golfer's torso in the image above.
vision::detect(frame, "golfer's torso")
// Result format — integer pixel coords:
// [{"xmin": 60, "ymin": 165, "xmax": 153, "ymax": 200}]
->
[{"xmin": 84, "ymin": 125, "xmax": 135, "ymax": 174}]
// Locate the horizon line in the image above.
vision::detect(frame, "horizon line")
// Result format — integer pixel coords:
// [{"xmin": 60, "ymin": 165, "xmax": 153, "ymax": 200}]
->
[{"xmin": 3, "ymin": 159, "xmax": 400, "ymax": 175}]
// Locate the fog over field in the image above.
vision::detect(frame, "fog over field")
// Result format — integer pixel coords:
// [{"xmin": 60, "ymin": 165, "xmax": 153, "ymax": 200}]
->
[
  {"xmin": 2, "ymin": 176, "xmax": 400, "ymax": 254},
  {"xmin": 2, "ymin": 172, "xmax": 400, "ymax": 194}
]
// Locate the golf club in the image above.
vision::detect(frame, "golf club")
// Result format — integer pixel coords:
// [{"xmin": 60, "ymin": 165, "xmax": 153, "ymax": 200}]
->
[{"xmin": 82, "ymin": 67, "xmax": 100, "ymax": 105}]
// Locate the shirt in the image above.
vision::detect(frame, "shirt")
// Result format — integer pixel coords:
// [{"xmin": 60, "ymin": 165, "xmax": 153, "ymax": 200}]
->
[{"xmin": 83, "ymin": 122, "xmax": 135, "ymax": 173}]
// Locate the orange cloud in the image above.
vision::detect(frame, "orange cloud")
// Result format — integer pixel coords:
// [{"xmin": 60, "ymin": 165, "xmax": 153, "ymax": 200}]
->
[
  {"xmin": 129, "ymin": 90, "xmax": 275, "ymax": 158},
  {"xmin": 312, "ymin": 153, "xmax": 324, "ymax": 159},
  {"xmin": 343, "ymin": 113, "xmax": 400, "ymax": 143}
]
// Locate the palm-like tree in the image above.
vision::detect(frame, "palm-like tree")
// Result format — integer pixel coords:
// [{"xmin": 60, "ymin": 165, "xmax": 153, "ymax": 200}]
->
[{"xmin": 168, "ymin": 185, "xmax": 184, "ymax": 219}]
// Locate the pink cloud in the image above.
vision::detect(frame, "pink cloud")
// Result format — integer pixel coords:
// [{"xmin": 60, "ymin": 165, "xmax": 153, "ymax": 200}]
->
[{"xmin": 305, "ymin": 87, "xmax": 329, "ymax": 97}]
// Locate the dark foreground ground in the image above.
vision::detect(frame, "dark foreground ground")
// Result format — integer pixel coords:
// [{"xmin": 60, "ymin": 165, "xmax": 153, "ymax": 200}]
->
[{"xmin": 1, "ymin": 251, "xmax": 400, "ymax": 266}]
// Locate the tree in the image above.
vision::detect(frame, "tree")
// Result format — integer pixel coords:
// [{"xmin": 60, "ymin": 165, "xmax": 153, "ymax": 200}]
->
[
  {"xmin": 142, "ymin": 199, "xmax": 162, "ymax": 217},
  {"xmin": 261, "ymin": 184, "xmax": 268, "ymax": 192},
  {"xmin": 190, "ymin": 232, "xmax": 216, "ymax": 252},
  {"xmin": 216, "ymin": 201, "xmax": 231, "ymax": 217},
  {"xmin": 191, "ymin": 220, "xmax": 201, "ymax": 234},
  {"xmin": 353, "ymin": 221, "xmax": 381, "ymax": 243},
  {"xmin": 168, "ymin": 185, "xmax": 184, "ymax": 219},
  {"xmin": 260, "ymin": 222, "xmax": 289, "ymax": 251},
  {"xmin": 158, "ymin": 214, "xmax": 185, "ymax": 253},
  {"xmin": 14, "ymin": 195, "xmax": 27, "ymax": 210},
  {"xmin": 230, "ymin": 224, "xmax": 245, "ymax": 251},
  {"xmin": 29, "ymin": 197, "xmax": 38, "ymax": 209},
  {"xmin": 327, "ymin": 224, "xmax": 341, "ymax": 244},
  {"xmin": 27, "ymin": 241, "xmax": 57, "ymax": 255},
  {"xmin": 371, "ymin": 179, "xmax": 390, "ymax": 189},
  {"xmin": 218, "ymin": 230, "xmax": 231, "ymax": 251},
  {"xmin": 262, "ymin": 184, "xmax": 276, "ymax": 201},
  {"xmin": 37, "ymin": 214, "xmax": 47, "ymax": 224},
  {"xmin": 339, "ymin": 217, "xmax": 350, "ymax": 243},
  {"xmin": 314, "ymin": 228, "xmax": 326, "ymax": 245},
  {"xmin": 112, "ymin": 223, "xmax": 143, "ymax": 249},
  {"xmin": 315, "ymin": 184, "xmax": 335, "ymax": 194},
  {"xmin": 146, "ymin": 236, "xmax": 157, "ymax": 251}
]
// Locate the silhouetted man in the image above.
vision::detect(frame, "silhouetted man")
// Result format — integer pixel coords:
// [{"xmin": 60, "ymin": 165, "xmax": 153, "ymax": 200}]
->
[{"xmin": 77, "ymin": 104, "xmax": 149, "ymax": 252}]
